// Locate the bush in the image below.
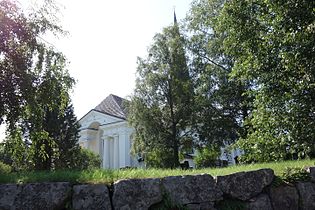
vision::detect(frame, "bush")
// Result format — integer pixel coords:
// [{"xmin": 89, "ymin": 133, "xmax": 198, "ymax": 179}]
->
[
  {"xmin": 145, "ymin": 147, "xmax": 175, "ymax": 168},
  {"xmin": 195, "ymin": 146, "xmax": 220, "ymax": 168},
  {"xmin": 72, "ymin": 148, "xmax": 101, "ymax": 170},
  {"xmin": 281, "ymin": 167, "xmax": 311, "ymax": 183},
  {"xmin": 0, "ymin": 161, "xmax": 12, "ymax": 174},
  {"xmin": 273, "ymin": 166, "xmax": 311, "ymax": 187}
]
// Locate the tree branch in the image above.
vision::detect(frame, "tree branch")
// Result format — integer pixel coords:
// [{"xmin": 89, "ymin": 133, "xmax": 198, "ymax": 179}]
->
[{"xmin": 196, "ymin": 51, "xmax": 229, "ymax": 71}]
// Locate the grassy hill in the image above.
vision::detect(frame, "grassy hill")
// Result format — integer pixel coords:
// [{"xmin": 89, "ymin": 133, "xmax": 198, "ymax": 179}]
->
[{"xmin": 0, "ymin": 159, "xmax": 313, "ymax": 184}]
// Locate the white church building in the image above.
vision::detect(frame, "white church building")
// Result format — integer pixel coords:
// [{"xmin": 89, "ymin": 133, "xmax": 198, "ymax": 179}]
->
[
  {"xmin": 79, "ymin": 94, "xmax": 241, "ymax": 169},
  {"xmin": 78, "ymin": 94, "xmax": 141, "ymax": 169}
]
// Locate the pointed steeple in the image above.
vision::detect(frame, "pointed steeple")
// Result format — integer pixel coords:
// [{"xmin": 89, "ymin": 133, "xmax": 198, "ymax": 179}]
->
[{"xmin": 174, "ymin": 9, "xmax": 177, "ymax": 25}]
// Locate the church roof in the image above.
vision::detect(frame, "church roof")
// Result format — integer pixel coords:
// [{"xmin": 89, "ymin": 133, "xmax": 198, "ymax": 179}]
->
[{"xmin": 94, "ymin": 94, "xmax": 127, "ymax": 119}]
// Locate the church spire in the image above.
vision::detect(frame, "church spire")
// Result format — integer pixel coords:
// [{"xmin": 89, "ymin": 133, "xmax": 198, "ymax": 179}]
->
[{"xmin": 174, "ymin": 9, "xmax": 177, "ymax": 25}]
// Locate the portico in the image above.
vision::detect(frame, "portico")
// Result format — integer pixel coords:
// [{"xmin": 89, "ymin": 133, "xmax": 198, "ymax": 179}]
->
[
  {"xmin": 100, "ymin": 125, "xmax": 133, "ymax": 169},
  {"xmin": 78, "ymin": 94, "xmax": 140, "ymax": 169}
]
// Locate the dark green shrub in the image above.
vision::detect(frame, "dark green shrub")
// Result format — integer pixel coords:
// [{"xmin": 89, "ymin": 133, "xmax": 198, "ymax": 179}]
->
[
  {"xmin": 272, "ymin": 167, "xmax": 311, "ymax": 187},
  {"xmin": 281, "ymin": 167, "xmax": 310, "ymax": 183},
  {"xmin": 195, "ymin": 146, "xmax": 220, "ymax": 168},
  {"xmin": 72, "ymin": 148, "xmax": 101, "ymax": 170},
  {"xmin": 0, "ymin": 161, "xmax": 12, "ymax": 174},
  {"xmin": 144, "ymin": 147, "xmax": 175, "ymax": 168}
]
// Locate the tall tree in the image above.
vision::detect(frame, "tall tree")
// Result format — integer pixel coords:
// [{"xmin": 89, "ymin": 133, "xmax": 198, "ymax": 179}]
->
[
  {"xmin": 23, "ymin": 54, "xmax": 78, "ymax": 170},
  {"xmin": 53, "ymin": 103, "xmax": 81, "ymax": 169},
  {"xmin": 217, "ymin": 0, "xmax": 315, "ymax": 161},
  {"xmin": 3, "ymin": 48, "xmax": 80, "ymax": 171},
  {"xmin": 185, "ymin": 0, "xmax": 250, "ymax": 150},
  {"xmin": 0, "ymin": 0, "xmax": 81, "ymax": 170},
  {"xmin": 0, "ymin": 0, "xmax": 64, "ymax": 128},
  {"xmin": 128, "ymin": 18, "xmax": 194, "ymax": 168}
]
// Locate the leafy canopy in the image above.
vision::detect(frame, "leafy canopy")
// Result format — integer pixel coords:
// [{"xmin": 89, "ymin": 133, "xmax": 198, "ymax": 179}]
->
[
  {"xmin": 217, "ymin": 0, "xmax": 315, "ymax": 161},
  {"xmin": 128, "ymin": 22, "xmax": 194, "ymax": 168},
  {"xmin": 0, "ymin": 0, "xmax": 89, "ymax": 171}
]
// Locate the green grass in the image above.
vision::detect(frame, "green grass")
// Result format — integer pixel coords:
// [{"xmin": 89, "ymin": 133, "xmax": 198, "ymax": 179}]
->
[{"xmin": 0, "ymin": 159, "xmax": 314, "ymax": 184}]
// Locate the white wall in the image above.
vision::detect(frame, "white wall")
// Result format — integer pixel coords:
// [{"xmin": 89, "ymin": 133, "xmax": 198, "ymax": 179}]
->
[{"xmin": 79, "ymin": 111, "xmax": 136, "ymax": 169}]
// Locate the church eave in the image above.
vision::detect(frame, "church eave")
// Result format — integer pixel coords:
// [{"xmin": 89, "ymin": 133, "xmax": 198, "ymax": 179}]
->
[{"xmin": 78, "ymin": 109, "xmax": 126, "ymax": 123}]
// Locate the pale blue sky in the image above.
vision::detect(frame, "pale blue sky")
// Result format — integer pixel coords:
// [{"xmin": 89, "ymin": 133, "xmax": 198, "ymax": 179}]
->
[
  {"xmin": 0, "ymin": 0, "xmax": 193, "ymax": 140},
  {"xmin": 52, "ymin": 0, "xmax": 193, "ymax": 118}
]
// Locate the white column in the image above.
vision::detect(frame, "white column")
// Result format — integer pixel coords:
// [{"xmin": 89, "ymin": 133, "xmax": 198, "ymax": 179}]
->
[
  {"xmin": 99, "ymin": 136, "xmax": 104, "ymax": 166},
  {"xmin": 109, "ymin": 138, "xmax": 114, "ymax": 168},
  {"xmin": 84, "ymin": 139, "xmax": 89, "ymax": 149},
  {"xmin": 99, "ymin": 131, "xmax": 103, "ymax": 155},
  {"xmin": 79, "ymin": 130, "xmax": 88, "ymax": 148},
  {"xmin": 119, "ymin": 131, "xmax": 127, "ymax": 168},
  {"xmin": 103, "ymin": 136, "xmax": 110, "ymax": 168},
  {"xmin": 113, "ymin": 135, "xmax": 119, "ymax": 169}
]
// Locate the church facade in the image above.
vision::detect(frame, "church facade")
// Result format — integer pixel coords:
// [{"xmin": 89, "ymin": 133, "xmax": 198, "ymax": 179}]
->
[
  {"xmin": 78, "ymin": 94, "xmax": 141, "ymax": 169},
  {"xmin": 79, "ymin": 94, "xmax": 241, "ymax": 169}
]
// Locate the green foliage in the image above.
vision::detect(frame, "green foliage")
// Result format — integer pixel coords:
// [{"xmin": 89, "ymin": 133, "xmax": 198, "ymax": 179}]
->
[
  {"xmin": 3, "ymin": 129, "xmax": 30, "ymax": 171},
  {"xmin": 0, "ymin": 0, "xmax": 65, "ymax": 127},
  {"xmin": 281, "ymin": 167, "xmax": 311, "ymax": 183},
  {"xmin": 271, "ymin": 176, "xmax": 285, "ymax": 187},
  {"xmin": 195, "ymin": 146, "xmax": 220, "ymax": 168},
  {"xmin": 128, "ymin": 22, "xmax": 195, "ymax": 168},
  {"xmin": 216, "ymin": 0, "xmax": 315, "ymax": 161},
  {"xmin": 272, "ymin": 166, "xmax": 311, "ymax": 187},
  {"xmin": 72, "ymin": 148, "xmax": 101, "ymax": 170},
  {"xmin": 185, "ymin": 0, "xmax": 251, "ymax": 149},
  {"xmin": 145, "ymin": 147, "xmax": 175, "ymax": 168},
  {"xmin": 0, "ymin": 0, "xmax": 80, "ymax": 171},
  {"xmin": 0, "ymin": 161, "xmax": 11, "ymax": 174},
  {"xmin": 3, "ymin": 101, "xmax": 81, "ymax": 171},
  {"xmin": 132, "ymin": 0, "xmax": 315, "ymax": 166},
  {"xmin": 0, "ymin": 142, "xmax": 12, "ymax": 165},
  {"xmin": 43, "ymin": 103, "xmax": 81, "ymax": 170}
]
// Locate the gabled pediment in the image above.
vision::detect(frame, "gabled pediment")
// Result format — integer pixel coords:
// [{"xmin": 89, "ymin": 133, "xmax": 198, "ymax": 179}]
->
[{"xmin": 79, "ymin": 109, "xmax": 126, "ymax": 130}]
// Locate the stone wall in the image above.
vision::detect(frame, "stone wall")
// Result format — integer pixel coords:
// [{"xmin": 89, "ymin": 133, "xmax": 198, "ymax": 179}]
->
[{"xmin": 0, "ymin": 167, "xmax": 314, "ymax": 210}]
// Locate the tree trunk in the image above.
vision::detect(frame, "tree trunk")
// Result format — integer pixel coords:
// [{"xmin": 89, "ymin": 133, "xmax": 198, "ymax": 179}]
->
[
  {"xmin": 168, "ymin": 78, "xmax": 180, "ymax": 168},
  {"xmin": 172, "ymin": 137, "xmax": 180, "ymax": 168}
]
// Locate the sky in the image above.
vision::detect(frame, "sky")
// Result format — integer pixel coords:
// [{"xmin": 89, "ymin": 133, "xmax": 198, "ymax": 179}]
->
[
  {"xmin": 48, "ymin": 0, "xmax": 193, "ymax": 119},
  {"xmin": 0, "ymin": 0, "xmax": 193, "ymax": 140}
]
